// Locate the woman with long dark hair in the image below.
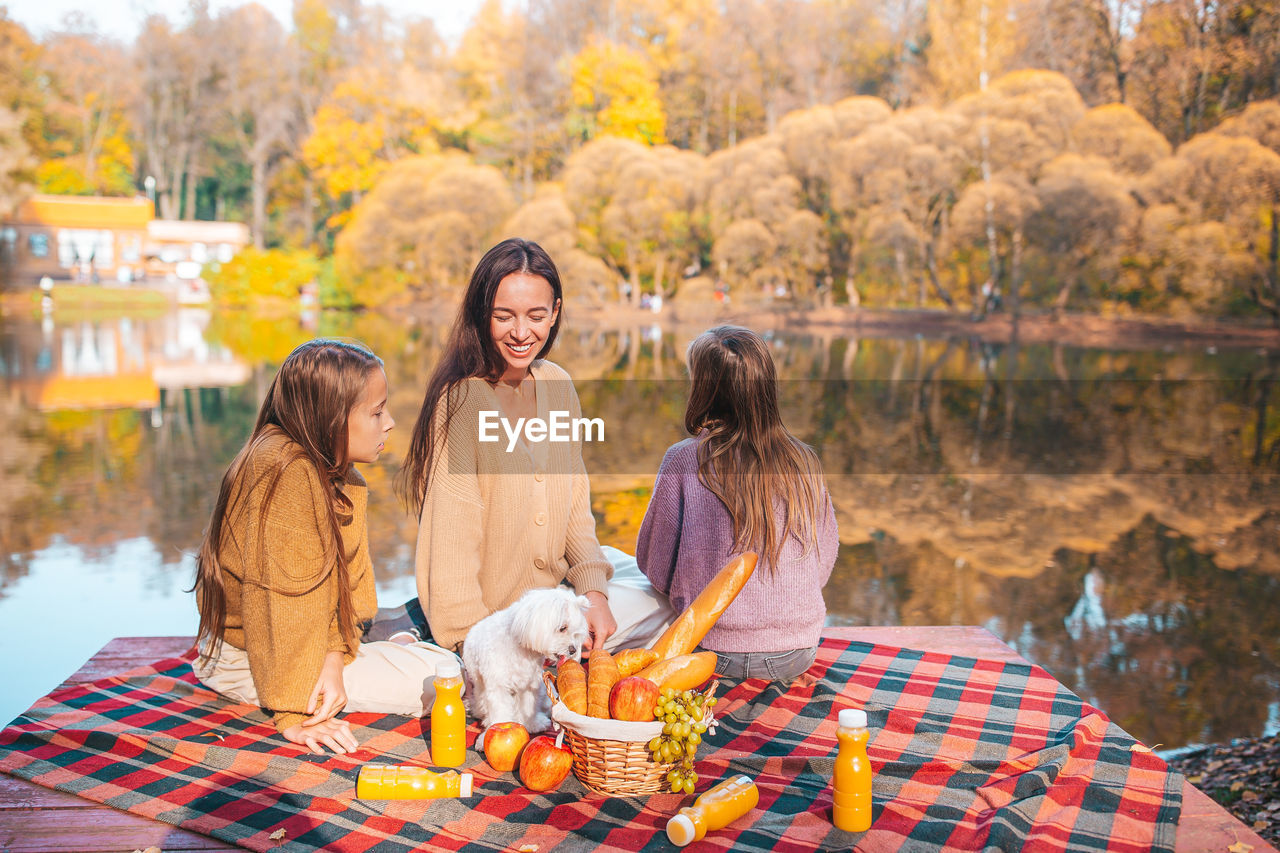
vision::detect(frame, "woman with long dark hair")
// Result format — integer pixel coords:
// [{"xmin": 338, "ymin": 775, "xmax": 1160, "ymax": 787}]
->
[
  {"xmin": 398, "ymin": 238, "xmax": 672, "ymax": 654},
  {"xmin": 194, "ymin": 339, "xmax": 457, "ymax": 755},
  {"xmin": 636, "ymin": 325, "xmax": 838, "ymax": 683}
]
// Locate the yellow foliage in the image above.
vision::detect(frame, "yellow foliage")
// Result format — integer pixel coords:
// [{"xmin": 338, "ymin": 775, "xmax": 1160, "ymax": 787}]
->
[
  {"xmin": 206, "ymin": 248, "xmax": 321, "ymax": 307},
  {"xmin": 569, "ymin": 39, "xmax": 667, "ymax": 145}
]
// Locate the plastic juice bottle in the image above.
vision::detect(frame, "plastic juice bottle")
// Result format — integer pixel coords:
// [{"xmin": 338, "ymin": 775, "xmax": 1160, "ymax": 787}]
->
[
  {"xmin": 430, "ymin": 660, "xmax": 466, "ymax": 768},
  {"xmin": 833, "ymin": 708, "xmax": 873, "ymax": 832},
  {"xmin": 665, "ymin": 774, "xmax": 760, "ymax": 846},
  {"xmin": 355, "ymin": 764, "xmax": 473, "ymax": 799}
]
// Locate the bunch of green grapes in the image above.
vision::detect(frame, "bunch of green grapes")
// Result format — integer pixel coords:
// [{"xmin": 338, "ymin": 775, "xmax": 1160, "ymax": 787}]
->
[{"xmin": 646, "ymin": 687, "xmax": 717, "ymax": 793}]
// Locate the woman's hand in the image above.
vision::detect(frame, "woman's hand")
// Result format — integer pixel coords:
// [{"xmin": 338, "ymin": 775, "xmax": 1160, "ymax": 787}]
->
[
  {"xmin": 282, "ymin": 717, "xmax": 360, "ymax": 756},
  {"xmin": 304, "ymin": 650, "xmax": 348, "ymax": 725},
  {"xmin": 582, "ymin": 590, "xmax": 617, "ymax": 652}
]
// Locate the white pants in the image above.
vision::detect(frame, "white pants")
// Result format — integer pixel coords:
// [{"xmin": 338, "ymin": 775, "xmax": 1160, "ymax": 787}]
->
[
  {"xmin": 194, "ymin": 638, "xmax": 461, "ymax": 718},
  {"xmin": 599, "ymin": 546, "xmax": 675, "ymax": 651}
]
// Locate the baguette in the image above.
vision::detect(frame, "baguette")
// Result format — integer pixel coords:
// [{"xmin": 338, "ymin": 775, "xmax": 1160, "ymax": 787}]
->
[
  {"xmin": 586, "ymin": 648, "xmax": 619, "ymax": 718},
  {"xmin": 637, "ymin": 651, "xmax": 718, "ymax": 692},
  {"xmin": 614, "ymin": 647, "xmax": 659, "ymax": 678},
  {"xmin": 556, "ymin": 658, "xmax": 587, "ymax": 714},
  {"xmin": 649, "ymin": 552, "xmax": 758, "ymax": 660}
]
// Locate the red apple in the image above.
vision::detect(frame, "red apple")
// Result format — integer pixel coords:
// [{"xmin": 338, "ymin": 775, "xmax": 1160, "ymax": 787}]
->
[
  {"xmin": 519, "ymin": 733, "xmax": 573, "ymax": 792},
  {"xmin": 609, "ymin": 676, "xmax": 662, "ymax": 722},
  {"xmin": 481, "ymin": 722, "xmax": 530, "ymax": 772}
]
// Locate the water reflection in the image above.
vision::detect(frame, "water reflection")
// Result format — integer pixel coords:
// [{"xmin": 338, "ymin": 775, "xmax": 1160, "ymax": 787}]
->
[{"xmin": 0, "ymin": 308, "xmax": 1276, "ymax": 751}]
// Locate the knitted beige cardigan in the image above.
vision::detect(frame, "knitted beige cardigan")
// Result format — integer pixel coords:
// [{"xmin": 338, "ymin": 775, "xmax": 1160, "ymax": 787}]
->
[{"xmin": 414, "ymin": 360, "xmax": 612, "ymax": 652}]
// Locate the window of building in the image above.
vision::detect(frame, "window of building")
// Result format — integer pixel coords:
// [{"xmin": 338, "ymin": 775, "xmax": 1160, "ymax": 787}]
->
[{"xmin": 28, "ymin": 233, "xmax": 49, "ymax": 258}]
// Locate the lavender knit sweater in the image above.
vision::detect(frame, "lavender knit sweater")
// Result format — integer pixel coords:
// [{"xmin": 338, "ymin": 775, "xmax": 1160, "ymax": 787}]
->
[{"xmin": 636, "ymin": 437, "xmax": 839, "ymax": 654}]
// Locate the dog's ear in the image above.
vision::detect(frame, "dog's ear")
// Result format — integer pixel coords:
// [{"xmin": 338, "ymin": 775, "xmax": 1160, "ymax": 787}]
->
[{"xmin": 575, "ymin": 594, "xmax": 591, "ymax": 613}]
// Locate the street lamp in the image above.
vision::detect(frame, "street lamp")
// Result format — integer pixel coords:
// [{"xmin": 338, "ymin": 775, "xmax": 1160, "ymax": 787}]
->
[{"xmin": 144, "ymin": 175, "xmax": 156, "ymax": 210}]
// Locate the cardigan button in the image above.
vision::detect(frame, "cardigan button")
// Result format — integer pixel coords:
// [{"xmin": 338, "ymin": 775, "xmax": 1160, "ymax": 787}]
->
[
  {"xmin": 534, "ymin": 512, "xmax": 547, "ymax": 526},
  {"xmin": 534, "ymin": 557, "xmax": 546, "ymax": 569}
]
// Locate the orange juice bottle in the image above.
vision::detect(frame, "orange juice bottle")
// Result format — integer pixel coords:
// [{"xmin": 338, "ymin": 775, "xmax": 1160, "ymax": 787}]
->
[
  {"xmin": 430, "ymin": 660, "xmax": 466, "ymax": 768},
  {"xmin": 355, "ymin": 764, "xmax": 473, "ymax": 799},
  {"xmin": 833, "ymin": 708, "xmax": 873, "ymax": 832},
  {"xmin": 665, "ymin": 774, "xmax": 760, "ymax": 846}
]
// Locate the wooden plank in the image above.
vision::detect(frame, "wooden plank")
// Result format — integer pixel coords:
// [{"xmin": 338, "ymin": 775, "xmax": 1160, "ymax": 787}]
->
[
  {"xmin": 0, "ymin": 806, "xmax": 232, "ymax": 851},
  {"xmin": 2, "ymin": 631, "xmax": 1275, "ymax": 853}
]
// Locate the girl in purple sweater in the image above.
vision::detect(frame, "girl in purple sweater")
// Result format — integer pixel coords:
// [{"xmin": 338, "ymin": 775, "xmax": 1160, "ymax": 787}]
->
[{"xmin": 636, "ymin": 325, "xmax": 838, "ymax": 683}]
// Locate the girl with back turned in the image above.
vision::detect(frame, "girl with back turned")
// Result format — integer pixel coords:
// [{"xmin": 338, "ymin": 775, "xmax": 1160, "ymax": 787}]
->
[{"xmin": 637, "ymin": 325, "xmax": 838, "ymax": 683}]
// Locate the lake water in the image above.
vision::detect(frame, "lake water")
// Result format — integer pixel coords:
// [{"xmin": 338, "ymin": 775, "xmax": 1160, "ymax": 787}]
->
[{"xmin": 1, "ymin": 305, "xmax": 1277, "ymax": 751}]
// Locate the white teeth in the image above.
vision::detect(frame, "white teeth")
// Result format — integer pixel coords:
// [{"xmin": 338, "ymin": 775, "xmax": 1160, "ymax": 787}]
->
[{"xmin": 509, "ymin": 343, "xmax": 533, "ymax": 353}]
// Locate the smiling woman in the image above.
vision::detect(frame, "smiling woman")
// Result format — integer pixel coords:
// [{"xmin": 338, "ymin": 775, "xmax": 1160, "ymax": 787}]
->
[{"xmin": 396, "ymin": 237, "xmax": 674, "ymax": 657}]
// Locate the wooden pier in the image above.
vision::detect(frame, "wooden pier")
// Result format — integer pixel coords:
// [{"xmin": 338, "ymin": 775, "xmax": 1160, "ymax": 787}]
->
[{"xmin": 0, "ymin": 628, "xmax": 1273, "ymax": 852}]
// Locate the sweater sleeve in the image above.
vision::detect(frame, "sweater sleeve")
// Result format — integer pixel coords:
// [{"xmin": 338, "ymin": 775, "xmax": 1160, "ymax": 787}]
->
[
  {"xmin": 239, "ymin": 458, "xmax": 337, "ymax": 733},
  {"xmin": 635, "ymin": 443, "xmax": 686, "ymax": 596},
  {"xmin": 560, "ymin": 376, "xmax": 612, "ymax": 598},
  {"xmin": 414, "ymin": 391, "xmax": 489, "ymax": 652}
]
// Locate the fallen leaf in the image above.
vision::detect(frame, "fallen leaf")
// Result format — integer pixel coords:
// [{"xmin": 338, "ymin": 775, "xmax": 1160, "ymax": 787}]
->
[
  {"xmin": 1230, "ymin": 781, "xmax": 1245, "ymax": 792},
  {"xmin": 1130, "ymin": 743, "xmax": 1154, "ymax": 754},
  {"xmin": 1240, "ymin": 790, "xmax": 1258, "ymax": 802},
  {"xmin": 1252, "ymin": 820, "xmax": 1269, "ymax": 831},
  {"xmin": 1188, "ymin": 775, "xmax": 1203, "ymax": 784},
  {"xmin": 517, "ymin": 846, "xmax": 539, "ymax": 852},
  {"xmin": 269, "ymin": 828, "xmax": 287, "ymax": 841},
  {"xmin": 1227, "ymin": 841, "xmax": 1254, "ymax": 852}
]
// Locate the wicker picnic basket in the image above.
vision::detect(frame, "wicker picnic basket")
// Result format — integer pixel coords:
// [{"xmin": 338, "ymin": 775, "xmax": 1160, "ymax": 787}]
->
[{"xmin": 542, "ymin": 672, "xmax": 717, "ymax": 797}]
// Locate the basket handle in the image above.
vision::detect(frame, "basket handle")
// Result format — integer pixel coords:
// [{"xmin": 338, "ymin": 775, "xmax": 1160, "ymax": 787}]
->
[{"xmin": 543, "ymin": 670, "xmax": 559, "ymax": 706}]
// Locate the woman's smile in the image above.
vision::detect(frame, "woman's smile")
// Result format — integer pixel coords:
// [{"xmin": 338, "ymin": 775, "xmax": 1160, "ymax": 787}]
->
[{"xmin": 490, "ymin": 272, "xmax": 561, "ymax": 384}]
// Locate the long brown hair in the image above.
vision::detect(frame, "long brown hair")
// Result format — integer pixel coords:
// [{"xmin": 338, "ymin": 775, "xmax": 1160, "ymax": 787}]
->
[
  {"xmin": 194, "ymin": 339, "xmax": 383, "ymax": 660},
  {"xmin": 396, "ymin": 237, "xmax": 564, "ymax": 514},
  {"xmin": 685, "ymin": 325, "xmax": 826, "ymax": 570}
]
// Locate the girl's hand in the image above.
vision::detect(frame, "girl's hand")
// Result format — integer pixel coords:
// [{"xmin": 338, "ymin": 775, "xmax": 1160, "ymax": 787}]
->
[
  {"xmin": 305, "ymin": 650, "xmax": 348, "ymax": 725},
  {"xmin": 282, "ymin": 717, "xmax": 359, "ymax": 755},
  {"xmin": 582, "ymin": 590, "xmax": 617, "ymax": 652}
]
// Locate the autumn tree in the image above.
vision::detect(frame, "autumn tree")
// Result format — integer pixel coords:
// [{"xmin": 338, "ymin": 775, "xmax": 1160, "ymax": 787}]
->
[
  {"xmin": 503, "ymin": 187, "xmax": 614, "ymax": 305},
  {"xmin": 135, "ymin": 10, "xmax": 218, "ymax": 219},
  {"xmin": 0, "ymin": 14, "xmax": 39, "ymax": 215},
  {"xmin": 924, "ymin": 0, "xmax": 1018, "ymax": 102},
  {"xmin": 1029, "ymin": 153, "xmax": 1139, "ymax": 313},
  {"xmin": 335, "ymin": 154, "xmax": 516, "ymax": 304},
  {"xmin": 37, "ymin": 27, "xmax": 136, "ymax": 196},
  {"xmin": 568, "ymin": 38, "xmax": 667, "ymax": 144},
  {"xmin": 214, "ymin": 4, "xmax": 298, "ymax": 247}
]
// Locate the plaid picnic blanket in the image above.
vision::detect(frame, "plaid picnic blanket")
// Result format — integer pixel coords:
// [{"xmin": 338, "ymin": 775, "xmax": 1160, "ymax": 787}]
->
[{"xmin": 0, "ymin": 637, "xmax": 1181, "ymax": 852}]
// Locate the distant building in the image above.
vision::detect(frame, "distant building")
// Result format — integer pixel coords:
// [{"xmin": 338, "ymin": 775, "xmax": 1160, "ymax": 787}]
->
[{"xmin": 0, "ymin": 194, "xmax": 250, "ymax": 289}]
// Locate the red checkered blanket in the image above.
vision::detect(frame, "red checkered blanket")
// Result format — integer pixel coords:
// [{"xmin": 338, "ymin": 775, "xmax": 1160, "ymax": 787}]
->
[{"xmin": 0, "ymin": 637, "xmax": 1180, "ymax": 852}]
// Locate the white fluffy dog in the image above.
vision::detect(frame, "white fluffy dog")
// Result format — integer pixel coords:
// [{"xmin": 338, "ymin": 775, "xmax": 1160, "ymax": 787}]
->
[{"xmin": 462, "ymin": 587, "xmax": 591, "ymax": 737}]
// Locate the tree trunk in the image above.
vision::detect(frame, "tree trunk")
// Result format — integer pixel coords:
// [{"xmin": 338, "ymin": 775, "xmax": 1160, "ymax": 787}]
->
[
  {"xmin": 1008, "ymin": 228, "xmax": 1023, "ymax": 319},
  {"xmin": 303, "ymin": 174, "xmax": 316, "ymax": 249},
  {"xmin": 924, "ymin": 231, "xmax": 955, "ymax": 309},
  {"xmin": 184, "ymin": 152, "xmax": 198, "ymax": 221},
  {"xmin": 251, "ymin": 155, "xmax": 267, "ymax": 250}
]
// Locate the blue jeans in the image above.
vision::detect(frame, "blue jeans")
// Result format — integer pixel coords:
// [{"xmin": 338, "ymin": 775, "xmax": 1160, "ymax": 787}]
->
[{"xmin": 708, "ymin": 646, "xmax": 817, "ymax": 683}]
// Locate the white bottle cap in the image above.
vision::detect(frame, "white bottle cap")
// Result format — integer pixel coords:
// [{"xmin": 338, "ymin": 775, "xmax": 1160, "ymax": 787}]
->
[
  {"xmin": 435, "ymin": 660, "xmax": 461, "ymax": 680},
  {"xmin": 839, "ymin": 708, "xmax": 867, "ymax": 728},
  {"xmin": 666, "ymin": 812, "xmax": 696, "ymax": 846},
  {"xmin": 459, "ymin": 772, "xmax": 473, "ymax": 797}
]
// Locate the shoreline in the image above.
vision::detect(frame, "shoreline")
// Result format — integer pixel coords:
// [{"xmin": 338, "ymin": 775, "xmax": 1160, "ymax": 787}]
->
[
  {"xmin": 570, "ymin": 302, "xmax": 1280, "ymax": 351},
  {"xmin": 1164, "ymin": 732, "xmax": 1280, "ymax": 845}
]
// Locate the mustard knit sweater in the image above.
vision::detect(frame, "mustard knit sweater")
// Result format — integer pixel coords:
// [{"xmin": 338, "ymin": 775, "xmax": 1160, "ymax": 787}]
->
[
  {"xmin": 216, "ymin": 426, "xmax": 377, "ymax": 732},
  {"xmin": 414, "ymin": 360, "xmax": 612, "ymax": 652}
]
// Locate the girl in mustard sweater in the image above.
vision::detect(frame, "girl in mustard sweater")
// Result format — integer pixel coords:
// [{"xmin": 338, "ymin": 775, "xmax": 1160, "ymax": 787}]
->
[{"xmin": 193, "ymin": 340, "xmax": 458, "ymax": 755}]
